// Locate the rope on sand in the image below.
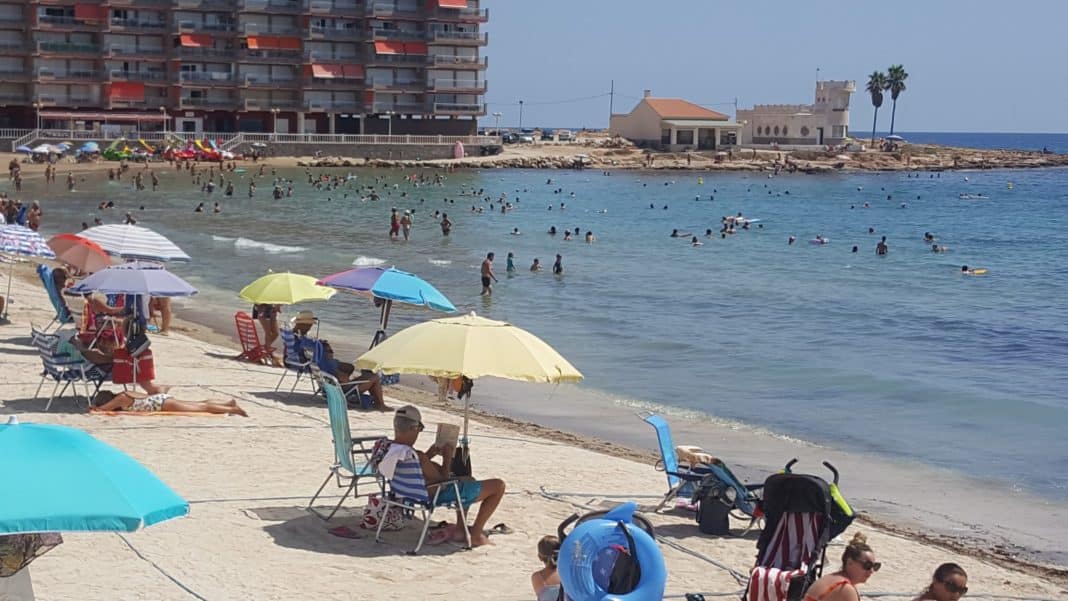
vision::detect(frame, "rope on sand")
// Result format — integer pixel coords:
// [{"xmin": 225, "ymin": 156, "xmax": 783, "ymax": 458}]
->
[{"xmin": 116, "ymin": 533, "xmax": 210, "ymax": 601}]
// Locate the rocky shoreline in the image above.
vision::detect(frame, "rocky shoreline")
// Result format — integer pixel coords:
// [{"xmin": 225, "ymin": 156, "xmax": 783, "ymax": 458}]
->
[{"xmin": 297, "ymin": 141, "xmax": 1068, "ymax": 173}]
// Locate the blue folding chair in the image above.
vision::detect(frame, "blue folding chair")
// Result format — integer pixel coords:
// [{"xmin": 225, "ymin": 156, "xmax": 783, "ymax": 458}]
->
[
  {"xmin": 36, "ymin": 264, "xmax": 75, "ymax": 334},
  {"xmin": 275, "ymin": 328, "xmax": 318, "ymax": 397},
  {"xmin": 306, "ymin": 367, "xmax": 384, "ymax": 521},
  {"xmin": 32, "ymin": 328, "xmax": 109, "ymax": 411},
  {"xmin": 373, "ymin": 454, "xmax": 472, "ymax": 554},
  {"xmin": 639, "ymin": 411, "xmax": 763, "ymax": 527}
]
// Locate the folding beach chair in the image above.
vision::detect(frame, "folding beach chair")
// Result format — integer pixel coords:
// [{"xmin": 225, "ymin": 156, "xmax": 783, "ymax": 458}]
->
[
  {"xmin": 307, "ymin": 370, "xmax": 384, "ymax": 521},
  {"xmin": 234, "ymin": 311, "xmax": 273, "ymax": 364},
  {"xmin": 35, "ymin": 264, "xmax": 75, "ymax": 334},
  {"xmin": 275, "ymin": 328, "xmax": 318, "ymax": 397},
  {"xmin": 639, "ymin": 412, "xmax": 763, "ymax": 527},
  {"xmin": 373, "ymin": 453, "xmax": 472, "ymax": 554},
  {"xmin": 32, "ymin": 328, "xmax": 109, "ymax": 411}
]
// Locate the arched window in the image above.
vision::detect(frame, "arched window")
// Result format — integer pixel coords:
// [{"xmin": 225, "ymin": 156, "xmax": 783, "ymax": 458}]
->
[
  {"xmin": 783, "ymin": 126, "xmax": 789, "ymax": 136},
  {"xmin": 773, "ymin": 126, "xmax": 780, "ymax": 136},
  {"xmin": 801, "ymin": 126, "xmax": 810, "ymax": 137},
  {"xmin": 757, "ymin": 126, "xmax": 763, "ymax": 135}
]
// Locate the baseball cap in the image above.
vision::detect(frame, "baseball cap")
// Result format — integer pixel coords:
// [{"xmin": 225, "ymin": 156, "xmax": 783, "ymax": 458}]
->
[{"xmin": 395, "ymin": 405, "xmax": 423, "ymax": 427}]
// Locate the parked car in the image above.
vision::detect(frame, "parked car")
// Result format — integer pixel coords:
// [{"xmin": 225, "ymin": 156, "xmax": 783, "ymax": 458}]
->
[
  {"xmin": 557, "ymin": 129, "xmax": 574, "ymax": 142},
  {"xmin": 502, "ymin": 132, "xmax": 519, "ymax": 144},
  {"xmin": 541, "ymin": 129, "xmax": 555, "ymax": 141},
  {"xmin": 518, "ymin": 134, "xmax": 535, "ymax": 144}
]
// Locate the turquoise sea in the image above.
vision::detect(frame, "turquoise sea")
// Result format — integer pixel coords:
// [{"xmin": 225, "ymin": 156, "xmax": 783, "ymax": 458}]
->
[{"xmin": 22, "ymin": 162, "xmax": 1068, "ymax": 511}]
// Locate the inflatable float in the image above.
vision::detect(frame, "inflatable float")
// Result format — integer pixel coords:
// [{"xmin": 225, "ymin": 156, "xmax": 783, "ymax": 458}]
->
[{"xmin": 558, "ymin": 502, "xmax": 667, "ymax": 601}]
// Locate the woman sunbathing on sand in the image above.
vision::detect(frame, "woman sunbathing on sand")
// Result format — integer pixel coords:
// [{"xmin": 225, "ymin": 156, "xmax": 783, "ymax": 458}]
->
[
  {"xmin": 92, "ymin": 390, "xmax": 248, "ymax": 416},
  {"xmin": 803, "ymin": 533, "xmax": 878, "ymax": 601}
]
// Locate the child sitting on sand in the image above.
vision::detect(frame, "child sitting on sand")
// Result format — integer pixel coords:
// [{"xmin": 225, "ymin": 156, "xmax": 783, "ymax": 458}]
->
[{"xmin": 531, "ymin": 535, "xmax": 563, "ymax": 601}]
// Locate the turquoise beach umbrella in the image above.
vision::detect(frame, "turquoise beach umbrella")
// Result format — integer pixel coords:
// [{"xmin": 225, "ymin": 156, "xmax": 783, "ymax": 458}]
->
[{"xmin": 0, "ymin": 418, "xmax": 189, "ymax": 533}]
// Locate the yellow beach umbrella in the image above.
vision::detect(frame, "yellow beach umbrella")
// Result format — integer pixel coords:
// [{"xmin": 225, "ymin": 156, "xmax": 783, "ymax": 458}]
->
[
  {"xmin": 356, "ymin": 312, "xmax": 582, "ymax": 452},
  {"xmin": 238, "ymin": 272, "xmax": 337, "ymax": 305}
]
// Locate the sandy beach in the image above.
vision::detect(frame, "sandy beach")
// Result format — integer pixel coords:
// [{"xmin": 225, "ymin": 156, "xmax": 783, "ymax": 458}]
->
[{"xmin": 1, "ymin": 266, "xmax": 1065, "ymax": 600}]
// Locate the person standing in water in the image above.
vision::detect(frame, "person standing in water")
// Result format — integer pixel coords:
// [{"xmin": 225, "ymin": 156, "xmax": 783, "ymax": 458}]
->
[
  {"xmin": 552, "ymin": 254, "xmax": 563, "ymax": 275},
  {"xmin": 480, "ymin": 252, "xmax": 498, "ymax": 295},
  {"xmin": 876, "ymin": 236, "xmax": 888, "ymax": 256},
  {"xmin": 506, "ymin": 252, "xmax": 516, "ymax": 273},
  {"xmin": 440, "ymin": 213, "xmax": 452, "ymax": 236}
]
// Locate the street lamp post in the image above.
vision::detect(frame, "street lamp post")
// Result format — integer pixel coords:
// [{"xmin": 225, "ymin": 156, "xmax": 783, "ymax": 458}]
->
[
  {"xmin": 33, "ymin": 101, "xmax": 40, "ymax": 131},
  {"xmin": 518, "ymin": 100, "xmax": 524, "ymax": 130},
  {"xmin": 384, "ymin": 110, "xmax": 395, "ymax": 137},
  {"xmin": 492, "ymin": 111, "xmax": 502, "ymax": 134},
  {"xmin": 271, "ymin": 108, "xmax": 279, "ymax": 140},
  {"xmin": 159, "ymin": 106, "xmax": 167, "ymax": 136}
]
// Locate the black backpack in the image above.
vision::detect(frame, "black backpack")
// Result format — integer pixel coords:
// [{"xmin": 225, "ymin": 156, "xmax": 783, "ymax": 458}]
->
[{"xmin": 606, "ymin": 520, "xmax": 642, "ymax": 594}]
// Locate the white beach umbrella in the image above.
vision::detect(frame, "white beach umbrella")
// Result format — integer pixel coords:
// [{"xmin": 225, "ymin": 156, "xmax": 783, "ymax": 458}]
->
[
  {"xmin": 0, "ymin": 225, "xmax": 57, "ymax": 320},
  {"xmin": 79, "ymin": 224, "xmax": 191, "ymax": 263}
]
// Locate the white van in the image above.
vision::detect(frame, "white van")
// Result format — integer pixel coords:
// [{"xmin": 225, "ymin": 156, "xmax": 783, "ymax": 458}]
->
[{"xmin": 557, "ymin": 129, "xmax": 574, "ymax": 142}]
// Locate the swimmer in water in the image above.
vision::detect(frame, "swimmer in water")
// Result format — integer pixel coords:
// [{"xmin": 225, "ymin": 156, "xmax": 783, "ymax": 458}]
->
[
  {"xmin": 511, "ymin": 227, "xmax": 521, "ymax": 235},
  {"xmin": 852, "ymin": 245, "xmax": 858, "ymax": 253},
  {"xmin": 548, "ymin": 226, "xmax": 557, "ymax": 235},
  {"xmin": 506, "ymin": 252, "xmax": 516, "ymax": 273},
  {"xmin": 530, "ymin": 258, "xmax": 542, "ymax": 272},
  {"xmin": 788, "ymin": 236, "xmax": 796, "ymax": 245},
  {"xmin": 585, "ymin": 231, "xmax": 595, "ymax": 243},
  {"xmin": 670, "ymin": 229, "xmax": 680, "ymax": 238},
  {"xmin": 691, "ymin": 236, "xmax": 703, "ymax": 247}
]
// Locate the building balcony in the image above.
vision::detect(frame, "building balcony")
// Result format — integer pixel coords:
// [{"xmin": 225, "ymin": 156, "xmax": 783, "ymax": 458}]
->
[
  {"xmin": 430, "ymin": 6, "xmax": 488, "ymax": 23},
  {"xmin": 36, "ymin": 69, "xmax": 103, "ymax": 81},
  {"xmin": 243, "ymin": 97, "xmax": 301, "ymax": 110},
  {"xmin": 432, "ymin": 101, "xmax": 483, "ymax": 116},
  {"xmin": 365, "ymin": 1, "xmax": 422, "ymax": 19},
  {"xmin": 428, "ymin": 30, "xmax": 486, "ymax": 45},
  {"xmin": 107, "ymin": 97, "xmax": 150, "ymax": 109},
  {"xmin": 305, "ymin": 0, "xmax": 363, "ymax": 16},
  {"xmin": 108, "ymin": 45, "xmax": 167, "ymax": 58},
  {"xmin": 180, "ymin": 96, "xmax": 236, "ymax": 109},
  {"xmin": 109, "ymin": 69, "xmax": 170, "ymax": 82},
  {"xmin": 0, "ymin": 93, "xmax": 28, "ymax": 104},
  {"xmin": 242, "ymin": 23, "xmax": 301, "ymax": 36},
  {"xmin": 108, "ymin": 18, "xmax": 168, "ymax": 32},
  {"xmin": 176, "ymin": 21, "xmax": 238, "ymax": 35},
  {"xmin": 304, "ymin": 50, "xmax": 362, "ymax": 62},
  {"xmin": 308, "ymin": 25, "xmax": 365, "ymax": 41},
  {"xmin": 366, "ymin": 53, "xmax": 429, "ymax": 67},
  {"xmin": 36, "ymin": 41, "xmax": 103, "ymax": 56},
  {"xmin": 371, "ymin": 102, "xmax": 426, "ymax": 114},
  {"xmin": 370, "ymin": 28, "xmax": 425, "ymax": 41},
  {"xmin": 0, "ymin": 41, "xmax": 24, "ymax": 55},
  {"xmin": 106, "ymin": 0, "xmax": 172, "ymax": 6},
  {"xmin": 239, "ymin": 0, "xmax": 302, "ymax": 13},
  {"xmin": 429, "ymin": 78, "xmax": 485, "ymax": 93},
  {"xmin": 180, "ymin": 71, "xmax": 236, "ymax": 84},
  {"xmin": 242, "ymin": 75, "xmax": 300, "ymax": 88},
  {"xmin": 304, "ymin": 77, "xmax": 363, "ymax": 88},
  {"xmin": 0, "ymin": 68, "xmax": 28, "ymax": 81},
  {"xmin": 240, "ymin": 48, "xmax": 303, "ymax": 63},
  {"xmin": 0, "ymin": 15, "xmax": 25, "ymax": 29},
  {"xmin": 177, "ymin": 46, "xmax": 234, "ymax": 60},
  {"xmin": 175, "ymin": 0, "xmax": 237, "ymax": 8},
  {"xmin": 429, "ymin": 54, "xmax": 486, "ymax": 69},
  {"xmin": 304, "ymin": 99, "xmax": 362, "ymax": 112},
  {"xmin": 35, "ymin": 15, "xmax": 99, "ymax": 31},
  {"xmin": 367, "ymin": 79, "xmax": 424, "ymax": 92},
  {"xmin": 37, "ymin": 94, "xmax": 101, "ymax": 107}
]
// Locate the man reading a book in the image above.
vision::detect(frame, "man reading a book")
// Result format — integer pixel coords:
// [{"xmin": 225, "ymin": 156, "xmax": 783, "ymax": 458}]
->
[{"xmin": 380, "ymin": 405, "xmax": 506, "ymax": 547}]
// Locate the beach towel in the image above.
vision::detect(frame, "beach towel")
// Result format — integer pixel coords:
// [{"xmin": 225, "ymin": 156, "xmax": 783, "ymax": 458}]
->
[{"xmin": 89, "ymin": 409, "xmax": 224, "ymax": 417}]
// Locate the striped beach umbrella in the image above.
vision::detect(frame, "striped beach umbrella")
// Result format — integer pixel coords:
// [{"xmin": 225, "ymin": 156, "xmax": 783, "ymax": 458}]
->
[
  {"xmin": 79, "ymin": 224, "xmax": 191, "ymax": 263},
  {"xmin": 0, "ymin": 225, "xmax": 58, "ymax": 320}
]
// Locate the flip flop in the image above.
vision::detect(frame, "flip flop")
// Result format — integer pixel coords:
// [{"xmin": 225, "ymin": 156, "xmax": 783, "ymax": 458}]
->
[
  {"xmin": 426, "ymin": 524, "xmax": 456, "ymax": 545},
  {"xmin": 485, "ymin": 523, "xmax": 514, "ymax": 536},
  {"xmin": 328, "ymin": 526, "xmax": 362, "ymax": 539}
]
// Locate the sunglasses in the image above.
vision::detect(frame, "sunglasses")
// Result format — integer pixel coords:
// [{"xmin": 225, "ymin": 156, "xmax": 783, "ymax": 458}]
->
[
  {"xmin": 417, "ymin": 422, "xmax": 425, "ymax": 432},
  {"xmin": 941, "ymin": 581, "xmax": 968, "ymax": 595},
  {"xmin": 857, "ymin": 560, "xmax": 881, "ymax": 572}
]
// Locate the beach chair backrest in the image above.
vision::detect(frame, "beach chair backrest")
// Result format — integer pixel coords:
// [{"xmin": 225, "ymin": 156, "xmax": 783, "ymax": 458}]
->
[
  {"xmin": 234, "ymin": 311, "xmax": 261, "ymax": 352},
  {"xmin": 36, "ymin": 264, "xmax": 71, "ymax": 324},
  {"xmin": 317, "ymin": 370, "xmax": 356, "ymax": 474},
  {"xmin": 643, "ymin": 414, "xmax": 680, "ymax": 489},
  {"xmin": 388, "ymin": 458, "xmax": 430, "ymax": 506},
  {"xmin": 31, "ymin": 328, "xmax": 77, "ymax": 377},
  {"xmin": 280, "ymin": 328, "xmax": 301, "ymax": 364}
]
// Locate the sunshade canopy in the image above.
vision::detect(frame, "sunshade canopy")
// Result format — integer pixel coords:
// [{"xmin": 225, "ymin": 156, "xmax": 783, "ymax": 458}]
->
[
  {"xmin": 356, "ymin": 312, "xmax": 582, "ymax": 382},
  {"xmin": 68, "ymin": 261, "xmax": 197, "ymax": 297},
  {"xmin": 79, "ymin": 224, "xmax": 191, "ymax": 262},
  {"xmin": 317, "ymin": 266, "xmax": 455, "ymax": 313},
  {"xmin": 47, "ymin": 233, "xmax": 112, "ymax": 274},
  {"xmin": 239, "ymin": 272, "xmax": 336, "ymax": 305},
  {"xmin": 0, "ymin": 225, "xmax": 56, "ymax": 259},
  {"xmin": 0, "ymin": 418, "xmax": 189, "ymax": 534}
]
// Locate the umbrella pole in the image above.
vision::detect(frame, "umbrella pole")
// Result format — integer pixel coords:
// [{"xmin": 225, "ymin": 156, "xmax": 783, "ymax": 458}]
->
[
  {"xmin": 369, "ymin": 299, "xmax": 391, "ymax": 349},
  {"xmin": 2, "ymin": 258, "xmax": 14, "ymax": 320}
]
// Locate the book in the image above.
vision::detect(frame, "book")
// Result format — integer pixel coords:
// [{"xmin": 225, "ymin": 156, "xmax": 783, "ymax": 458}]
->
[{"xmin": 435, "ymin": 423, "xmax": 460, "ymax": 448}]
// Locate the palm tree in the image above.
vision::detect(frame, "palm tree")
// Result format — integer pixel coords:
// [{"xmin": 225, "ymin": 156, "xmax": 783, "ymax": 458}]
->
[
  {"xmin": 866, "ymin": 71, "xmax": 887, "ymax": 145},
  {"xmin": 884, "ymin": 64, "xmax": 908, "ymax": 137}
]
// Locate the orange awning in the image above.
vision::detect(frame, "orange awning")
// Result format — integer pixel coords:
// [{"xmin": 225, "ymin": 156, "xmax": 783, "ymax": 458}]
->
[
  {"xmin": 438, "ymin": 0, "xmax": 468, "ymax": 7},
  {"xmin": 248, "ymin": 36, "xmax": 301, "ymax": 50},
  {"xmin": 342, "ymin": 64, "xmax": 363, "ymax": 78},
  {"xmin": 74, "ymin": 4, "xmax": 107, "ymax": 20},
  {"xmin": 374, "ymin": 41, "xmax": 427, "ymax": 55},
  {"xmin": 109, "ymin": 82, "xmax": 145, "ymax": 101},
  {"xmin": 180, "ymin": 34, "xmax": 212, "ymax": 48},
  {"xmin": 312, "ymin": 64, "xmax": 344, "ymax": 78}
]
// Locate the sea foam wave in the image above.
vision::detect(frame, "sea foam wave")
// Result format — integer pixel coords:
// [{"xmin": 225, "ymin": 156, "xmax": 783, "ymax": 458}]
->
[
  {"xmin": 232, "ymin": 237, "xmax": 307, "ymax": 253},
  {"xmin": 352, "ymin": 255, "xmax": 387, "ymax": 267},
  {"xmin": 428, "ymin": 259, "xmax": 452, "ymax": 266}
]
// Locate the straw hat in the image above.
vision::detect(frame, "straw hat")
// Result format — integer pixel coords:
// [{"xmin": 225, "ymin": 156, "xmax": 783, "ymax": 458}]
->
[{"xmin": 290, "ymin": 310, "xmax": 316, "ymax": 326}]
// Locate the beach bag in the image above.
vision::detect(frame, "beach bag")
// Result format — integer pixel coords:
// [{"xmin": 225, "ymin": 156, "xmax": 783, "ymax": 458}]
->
[
  {"xmin": 358, "ymin": 495, "xmax": 405, "ymax": 531},
  {"xmin": 450, "ymin": 445, "xmax": 472, "ymax": 478},
  {"xmin": 591, "ymin": 521, "xmax": 642, "ymax": 595},
  {"xmin": 112, "ymin": 349, "xmax": 155, "ymax": 385}
]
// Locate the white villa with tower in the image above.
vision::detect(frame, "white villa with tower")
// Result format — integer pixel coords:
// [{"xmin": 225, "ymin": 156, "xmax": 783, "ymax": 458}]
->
[{"xmin": 737, "ymin": 80, "xmax": 856, "ymax": 146}]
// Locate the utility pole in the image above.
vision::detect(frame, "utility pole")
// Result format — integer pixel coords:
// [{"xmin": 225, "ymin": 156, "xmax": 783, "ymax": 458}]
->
[
  {"xmin": 609, "ymin": 79, "xmax": 614, "ymax": 118},
  {"xmin": 734, "ymin": 97, "xmax": 738, "ymax": 120},
  {"xmin": 518, "ymin": 100, "xmax": 524, "ymax": 130}
]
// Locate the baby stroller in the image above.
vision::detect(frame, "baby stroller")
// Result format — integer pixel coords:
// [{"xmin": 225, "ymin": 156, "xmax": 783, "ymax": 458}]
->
[{"xmin": 744, "ymin": 460, "xmax": 854, "ymax": 601}]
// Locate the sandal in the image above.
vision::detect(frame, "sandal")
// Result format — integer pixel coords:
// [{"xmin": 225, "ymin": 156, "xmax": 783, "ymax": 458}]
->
[
  {"xmin": 485, "ymin": 523, "xmax": 514, "ymax": 536},
  {"xmin": 426, "ymin": 524, "xmax": 456, "ymax": 545},
  {"xmin": 328, "ymin": 526, "xmax": 362, "ymax": 539}
]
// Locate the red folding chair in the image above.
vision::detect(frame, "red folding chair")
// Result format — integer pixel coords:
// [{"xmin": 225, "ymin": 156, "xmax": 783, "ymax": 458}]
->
[{"xmin": 234, "ymin": 311, "xmax": 274, "ymax": 364}]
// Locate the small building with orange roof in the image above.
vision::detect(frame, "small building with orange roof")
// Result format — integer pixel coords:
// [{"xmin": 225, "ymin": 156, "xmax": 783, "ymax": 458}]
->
[{"xmin": 609, "ymin": 90, "xmax": 741, "ymax": 151}]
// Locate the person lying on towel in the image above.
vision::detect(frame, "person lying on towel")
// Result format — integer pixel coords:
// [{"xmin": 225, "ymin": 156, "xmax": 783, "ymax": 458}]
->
[{"xmin": 92, "ymin": 390, "xmax": 247, "ymax": 416}]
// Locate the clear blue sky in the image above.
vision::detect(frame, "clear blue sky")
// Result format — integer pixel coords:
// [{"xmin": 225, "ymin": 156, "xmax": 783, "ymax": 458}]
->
[{"xmin": 481, "ymin": 0, "xmax": 1068, "ymax": 133}]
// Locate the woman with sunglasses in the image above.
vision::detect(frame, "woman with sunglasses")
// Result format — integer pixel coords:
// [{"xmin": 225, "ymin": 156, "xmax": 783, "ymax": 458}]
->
[
  {"xmin": 914, "ymin": 563, "xmax": 968, "ymax": 601},
  {"xmin": 803, "ymin": 532, "xmax": 880, "ymax": 601}
]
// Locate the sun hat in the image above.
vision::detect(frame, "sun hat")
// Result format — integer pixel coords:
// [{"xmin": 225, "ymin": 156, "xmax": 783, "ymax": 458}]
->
[{"xmin": 290, "ymin": 310, "xmax": 316, "ymax": 326}]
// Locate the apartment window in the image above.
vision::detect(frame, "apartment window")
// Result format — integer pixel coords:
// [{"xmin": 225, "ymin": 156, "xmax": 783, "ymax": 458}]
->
[
  {"xmin": 773, "ymin": 126, "xmax": 779, "ymax": 136},
  {"xmin": 660, "ymin": 129, "xmax": 671, "ymax": 145},
  {"xmin": 676, "ymin": 130, "xmax": 693, "ymax": 145}
]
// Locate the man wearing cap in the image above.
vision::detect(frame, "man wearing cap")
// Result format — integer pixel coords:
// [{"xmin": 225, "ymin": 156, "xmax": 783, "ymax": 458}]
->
[{"xmin": 380, "ymin": 405, "xmax": 506, "ymax": 547}]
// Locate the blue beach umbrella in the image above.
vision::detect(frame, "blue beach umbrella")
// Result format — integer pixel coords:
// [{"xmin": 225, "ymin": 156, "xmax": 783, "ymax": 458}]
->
[
  {"xmin": 0, "ymin": 418, "xmax": 189, "ymax": 534},
  {"xmin": 317, "ymin": 266, "xmax": 456, "ymax": 347},
  {"xmin": 68, "ymin": 261, "xmax": 198, "ymax": 297},
  {"xmin": 80, "ymin": 141, "xmax": 99, "ymax": 153},
  {"xmin": 15, "ymin": 145, "xmax": 31, "ymax": 154}
]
